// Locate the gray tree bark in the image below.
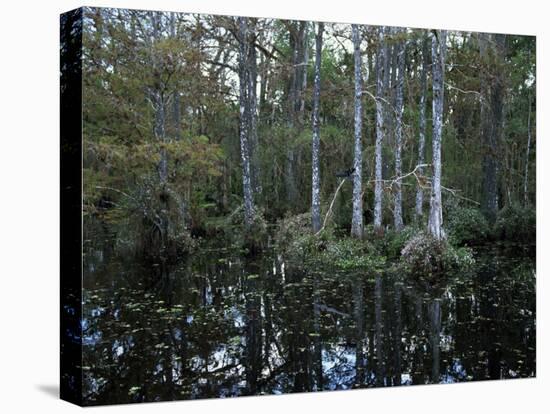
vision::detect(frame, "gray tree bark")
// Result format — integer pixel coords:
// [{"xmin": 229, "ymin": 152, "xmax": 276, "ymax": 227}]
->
[
  {"xmin": 151, "ymin": 12, "xmax": 168, "ymax": 184},
  {"xmin": 247, "ymin": 27, "xmax": 262, "ymax": 196},
  {"xmin": 524, "ymin": 90, "xmax": 533, "ymax": 206},
  {"xmin": 427, "ymin": 30, "xmax": 447, "ymax": 241},
  {"xmin": 480, "ymin": 33, "xmax": 506, "ymax": 223},
  {"xmin": 351, "ymin": 24, "xmax": 364, "ymax": 239},
  {"xmin": 300, "ymin": 23, "xmax": 310, "ymax": 117},
  {"xmin": 393, "ymin": 32, "xmax": 406, "ymax": 232},
  {"xmin": 237, "ymin": 17, "xmax": 256, "ymax": 228},
  {"xmin": 374, "ymin": 26, "xmax": 386, "ymax": 232},
  {"xmin": 285, "ymin": 21, "xmax": 309, "ymax": 206},
  {"xmin": 167, "ymin": 13, "xmax": 181, "ymax": 142},
  {"xmin": 311, "ymin": 22, "xmax": 324, "ymax": 233},
  {"xmin": 415, "ymin": 36, "xmax": 429, "ymax": 219}
]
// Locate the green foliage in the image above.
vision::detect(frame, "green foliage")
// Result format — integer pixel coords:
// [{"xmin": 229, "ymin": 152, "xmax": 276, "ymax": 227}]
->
[
  {"xmin": 80, "ymin": 9, "xmax": 536, "ymax": 261},
  {"xmin": 275, "ymin": 213, "xmax": 322, "ymax": 259},
  {"xmin": 209, "ymin": 206, "xmax": 270, "ymax": 252},
  {"xmin": 494, "ymin": 203, "xmax": 536, "ymax": 244},
  {"xmin": 369, "ymin": 225, "xmax": 418, "ymax": 259},
  {"xmin": 446, "ymin": 206, "xmax": 490, "ymax": 245},
  {"xmin": 275, "ymin": 214, "xmax": 385, "ymax": 273},
  {"xmin": 401, "ymin": 232, "xmax": 474, "ymax": 278},
  {"xmin": 321, "ymin": 238, "xmax": 386, "ymax": 272}
]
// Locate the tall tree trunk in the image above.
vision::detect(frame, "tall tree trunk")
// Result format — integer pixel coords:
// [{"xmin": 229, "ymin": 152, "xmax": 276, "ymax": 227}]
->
[
  {"xmin": 151, "ymin": 12, "xmax": 168, "ymax": 184},
  {"xmin": 237, "ymin": 17, "xmax": 256, "ymax": 228},
  {"xmin": 393, "ymin": 32, "xmax": 406, "ymax": 231},
  {"xmin": 285, "ymin": 29, "xmax": 298, "ymax": 207},
  {"xmin": 351, "ymin": 24, "xmax": 364, "ymax": 239},
  {"xmin": 374, "ymin": 27, "xmax": 386, "ymax": 232},
  {"xmin": 415, "ymin": 35, "xmax": 429, "ymax": 219},
  {"xmin": 169, "ymin": 12, "xmax": 181, "ymax": 141},
  {"xmin": 382, "ymin": 27, "xmax": 393, "ymax": 184},
  {"xmin": 259, "ymin": 51, "xmax": 268, "ymax": 114},
  {"xmin": 285, "ymin": 21, "xmax": 308, "ymax": 207},
  {"xmin": 311, "ymin": 23, "xmax": 324, "ymax": 233},
  {"xmin": 480, "ymin": 33, "xmax": 505, "ymax": 223},
  {"xmin": 247, "ymin": 27, "xmax": 262, "ymax": 196},
  {"xmin": 427, "ymin": 30, "xmax": 447, "ymax": 241},
  {"xmin": 300, "ymin": 23, "xmax": 310, "ymax": 118},
  {"xmin": 523, "ymin": 90, "xmax": 533, "ymax": 206},
  {"xmin": 154, "ymin": 91, "xmax": 168, "ymax": 183}
]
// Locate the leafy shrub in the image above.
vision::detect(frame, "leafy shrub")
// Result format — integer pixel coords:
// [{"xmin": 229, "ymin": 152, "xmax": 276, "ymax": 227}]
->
[
  {"xmin": 219, "ymin": 207, "xmax": 269, "ymax": 253},
  {"xmin": 376, "ymin": 226, "xmax": 418, "ymax": 259},
  {"xmin": 401, "ymin": 232, "xmax": 474, "ymax": 277},
  {"xmin": 275, "ymin": 213, "xmax": 332, "ymax": 263},
  {"xmin": 446, "ymin": 207, "xmax": 489, "ymax": 245},
  {"xmin": 321, "ymin": 238, "xmax": 386, "ymax": 272},
  {"xmin": 275, "ymin": 215, "xmax": 385, "ymax": 273},
  {"xmin": 494, "ymin": 204, "xmax": 536, "ymax": 244}
]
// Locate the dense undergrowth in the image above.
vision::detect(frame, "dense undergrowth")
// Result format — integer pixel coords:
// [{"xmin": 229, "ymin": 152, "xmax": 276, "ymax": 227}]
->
[{"xmin": 90, "ymin": 195, "xmax": 535, "ymax": 274}]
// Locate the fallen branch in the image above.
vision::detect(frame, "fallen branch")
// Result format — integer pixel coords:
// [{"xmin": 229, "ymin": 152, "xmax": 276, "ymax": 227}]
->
[
  {"xmin": 315, "ymin": 303, "xmax": 350, "ymax": 318},
  {"xmin": 444, "ymin": 82, "xmax": 482, "ymax": 99},
  {"xmin": 385, "ymin": 163, "xmax": 430, "ymax": 190},
  {"xmin": 315, "ymin": 178, "xmax": 347, "ymax": 236},
  {"xmin": 366, "ymin": 163, "xmax": 431, "ymax": 190},
  {"xmin": 94, "ymin": 185, "xmax": 136, "ymax": 202},
  {"xmin": 441, "ymin": 185, "xmax": 480, "ymax": 205}
]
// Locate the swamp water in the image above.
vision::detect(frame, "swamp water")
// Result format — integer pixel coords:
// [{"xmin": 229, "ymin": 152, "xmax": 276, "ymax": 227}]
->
[{"xmin": 81, "ymin": 226, "xmax": 536, "ymax": 404}]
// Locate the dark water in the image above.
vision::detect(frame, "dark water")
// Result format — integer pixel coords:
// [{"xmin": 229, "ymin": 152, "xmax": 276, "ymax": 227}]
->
[{"xmin": 81, "ymin": 227, "xmax": 536, "ymax": 405}]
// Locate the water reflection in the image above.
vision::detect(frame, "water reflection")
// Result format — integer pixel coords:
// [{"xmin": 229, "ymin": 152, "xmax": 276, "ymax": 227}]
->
[{"xmin": 82, "ymin": 231, "xmax": 536, "ymax": 405}]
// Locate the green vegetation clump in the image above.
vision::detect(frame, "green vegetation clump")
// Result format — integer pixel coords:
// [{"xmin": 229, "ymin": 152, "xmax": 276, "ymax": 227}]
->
[
  {"xmin": 243, "ymin": 212, "xmax": 269, "ymax": 253},
  {"xmin": 95, "ymin": 176, "xmax": 197, "ymax": 257},
  {"xmin": 494, "ymin": 204, "xmax": 536, "ymax": 244},
  {"xmin": 446, "ymin": 206, "xmax": 490, "ymax": 245},
  {"xmin": 369, "ymin": 225, "xmax": 418, "ymax": 259},
  {"xmin": 275, "ymin": 213, "xmax": 330, "ymax": 261},
  {"xmin": 401, "ymin": 232, "xmax": 474, "ymax": 278},
  {"xmin": 320, "ymin": 237, "xmax": 386, "ymax": 272},
  {"xmin": 219, "ymin": 207, "xmax": 269, "ymax": 253},
  {"xmin": 276, "ymin": 215, "xmax": 385, "ymax": 273}
]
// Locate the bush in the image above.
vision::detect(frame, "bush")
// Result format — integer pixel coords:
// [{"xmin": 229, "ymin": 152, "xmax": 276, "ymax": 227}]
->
[
  {"xmin": 275, "ymin": 213, "xmax": 333, "ymax": 264},
  {"xmin": 494, "ymin": 204, "xmax": 536, "ymax": 244},
  {"xmin": 105, "ymin": 177, "xmax": 198, "ymax": 258},
  {"xmin": 401, "ymin": 232, "xmax": 474, "ymax": 278},
  {"xmin": 320, "ymin": 238, "xmax": 385, "ymax": 272},
  {"xmin": 275, "ymin": 213, "xmax": 313, "ymax": 251},
  {"xmin": 446, "ymin": 207, "xmax": 489, "ymax": 245},
  {"xmin": 373, "ymin": 225, "xmax": 418, "ymax": 259},
  {"xmin": 275, "ymin": 215, "xmax": 385, "ymax": 273},
  {"xmin": 220, "ymin": 208, "xmax": 268, "ymax": 253}
]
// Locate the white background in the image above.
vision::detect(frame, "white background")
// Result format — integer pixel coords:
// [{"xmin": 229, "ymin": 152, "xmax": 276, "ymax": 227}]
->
[{"xmin": 0, "ymin": 0, "xmax": 547, "ymax": 412}]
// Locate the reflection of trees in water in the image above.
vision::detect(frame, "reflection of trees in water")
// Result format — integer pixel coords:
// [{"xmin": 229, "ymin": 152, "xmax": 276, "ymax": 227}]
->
[
  {"xmin": 243, "ymin": 259, "xmax": 262, "ymax": 395},
  {"xmin": 353, "ymin": 274, "xmax": 365, "ymax": 386},
  {"xmin": 392, "ymin": 279, "xmax": 403, "ymax": 386},
  {"xmin": 429, "ymin": 299, "xmax": 442, "ymax": 383},
  {"xmin": 374, "ymin": 274, "xmax": 385, "ymax": 386},
  {"xmin": 81, "ymin": 241, "xmax": 536, "ymax": 404}
]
